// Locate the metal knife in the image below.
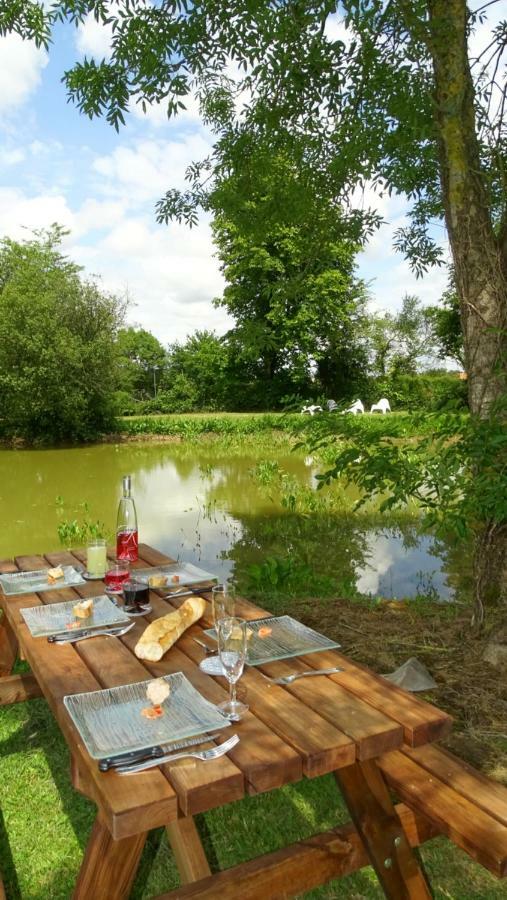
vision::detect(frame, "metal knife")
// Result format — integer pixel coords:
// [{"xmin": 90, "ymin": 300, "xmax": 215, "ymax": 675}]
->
[{"xmin": 98, "ymin": 732, "xmax": 220, "ymax": 772}]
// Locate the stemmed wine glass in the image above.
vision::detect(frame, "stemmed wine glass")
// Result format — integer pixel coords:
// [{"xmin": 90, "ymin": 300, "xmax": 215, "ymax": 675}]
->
[
  {"xmin": 211, "ymin": 583, "xmax": 235, "ymax": 626},
  {"xmin": 217, "ymin": 616, "xmax": 249, "ymax": 720},
  {"xmin": 198, "ymin": 583, "xmax": 236, "ymax": 675}
]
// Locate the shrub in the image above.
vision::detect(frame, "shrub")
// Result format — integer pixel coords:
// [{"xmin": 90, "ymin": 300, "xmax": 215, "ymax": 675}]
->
[
  {"xmin": 0, "ymin": 227, "xmax": 123, "ymax": 443},
  {"xmin": 370, "ymin": 373, "xmax": 468, "ymax": 412}
]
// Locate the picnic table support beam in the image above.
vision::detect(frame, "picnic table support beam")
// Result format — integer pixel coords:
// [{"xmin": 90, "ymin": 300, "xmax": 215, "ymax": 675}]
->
[
  {"xmin": 72, "ymin": 815, "xmax": 148, "ymax": 900},
  {"xmin": 152, "ymin": 804, "xmax": 438, "ymax": 899},
  {"xmin": 166, "ymin": 817, "xmax": 212, "ymax": 884},
  {"xmin": 0, "ymin": 614, "xmax": 18, "ymax": 676},
  {"xmin": 0, "ymin": 673, "xmax": 42, "ymax": 706},
  {"xmin": 335, "ymin": 760, "xmax": 432, "ymax": 899}
]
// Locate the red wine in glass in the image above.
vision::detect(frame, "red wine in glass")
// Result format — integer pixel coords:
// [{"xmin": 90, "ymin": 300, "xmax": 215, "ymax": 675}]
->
[
  {"xmin": 105, "ymin": 560, "xmax": 130, "ymax": 593},
  {"xmin": 116, "ymin": 529, "xmax": 138, "ymax": 561}
]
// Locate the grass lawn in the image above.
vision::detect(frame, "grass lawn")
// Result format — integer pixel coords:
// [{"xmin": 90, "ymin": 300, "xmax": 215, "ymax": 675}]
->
[{"xmin": 0, "ymin": 667, "xmax": 504, "ymax": 899}]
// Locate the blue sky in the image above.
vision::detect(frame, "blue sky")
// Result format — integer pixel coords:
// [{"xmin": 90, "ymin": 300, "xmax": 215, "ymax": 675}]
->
[{"xmin": 0, "ymin": 5, "xmax": 502, "ymax": 344}]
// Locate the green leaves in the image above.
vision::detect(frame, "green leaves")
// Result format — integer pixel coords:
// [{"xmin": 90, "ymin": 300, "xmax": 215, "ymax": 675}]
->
[
  {"xmin": 0, "ymin": 1, "xmax": 51, "ymax": 48},
  {"xmin": 209, "ymin": 144, "xmax": 368, "ymax": 401},
  {"xmin": 0, "ymin": 227, "xmax": 124, "ymax": 443},
  {"xmin": 304, "ymin": 406, "xmax": 507, "ymax": 547},
  {"xmin": 56, "ymin": 500, "xmax": 110, "ymax": 548}
]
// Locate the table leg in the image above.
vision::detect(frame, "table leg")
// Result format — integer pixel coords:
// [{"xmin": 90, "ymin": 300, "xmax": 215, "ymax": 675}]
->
[
  {"xmin": 335, "ymin": 759, "xmax": 432, "ymax": 899},
  {"xmin": 166, "ymin": 817, "xmax": 212, "ymax": 884},
  {"xmin": 72, "ymin": 815, "xmax": 147, "ymax": 900},
  {"xmin": 0, "ymin": 614, "xmax": 18, "ymax": 677}
]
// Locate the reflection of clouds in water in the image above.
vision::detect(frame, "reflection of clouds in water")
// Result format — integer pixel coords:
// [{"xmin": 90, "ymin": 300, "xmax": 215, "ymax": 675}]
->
[
  {"xmin": 3, "ymin": 441, "xmax": 455, "ymax": 596},
  {"xmin": 356, "ymin": 534, "xmax": 399, "ymax": 595},
  {"xmin": 138, "ymin": 463, "xmax": 453, "ymax": 597},
  {"xmin": 355, "ymin": 531, "xmax": 451, "ymax": 600}
]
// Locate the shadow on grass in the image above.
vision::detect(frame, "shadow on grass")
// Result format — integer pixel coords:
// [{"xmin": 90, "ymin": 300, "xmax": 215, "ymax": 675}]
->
[
  {"xmin": 0, "ymin": 698, "xmax": 95, "ymax": 856},
  {"xmin": 130, "ymin": 828, "xmax": 165, "ymax": 899},
  {"xmin": 0, "ymin": 806, "xmax": 22, "ymax": 900}
]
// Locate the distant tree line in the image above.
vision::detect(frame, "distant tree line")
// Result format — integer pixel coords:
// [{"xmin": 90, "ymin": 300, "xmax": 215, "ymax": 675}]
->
[
  {"xmin": 0, "ymin": 226, "xmax": 466, "ymax": 443},
  {"xmin": 117, "ymin": 292, "xmax": 466, "ymax": 417}
]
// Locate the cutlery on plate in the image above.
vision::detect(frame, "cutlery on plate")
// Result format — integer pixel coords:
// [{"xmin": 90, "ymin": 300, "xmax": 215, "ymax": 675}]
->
[
  {"xmin": 261, "ymin": 667, "xmax": 343, "ymax": 685},
  {"xmin": 48, "ymin": 622, "xmax": 134, "ymax": 644},
  {"xmin": 117, "ymin": 733, "xmax": 240, "ymax": 775},
  {"xmin": 193, "ymin": 636, "xmax": 215, "ymax": 654},
  {"xmin": 98, "ymin": 731, "xmax": 223, "ymax": 771},
  {"xmin": 161, "ymin": 588, "xmax": 196, "ymax": 599},
  {"xmin": 161, "ymin": 583, "xmax": 214, "ymax": 600}
]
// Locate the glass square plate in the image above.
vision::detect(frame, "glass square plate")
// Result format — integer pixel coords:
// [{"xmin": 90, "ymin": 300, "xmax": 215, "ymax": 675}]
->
[
  {"xmin": 21, "ymin": 595, "xmax": 130, "ymax": 638},
  {"xmin": 204, "ymin": 615, "xmax": 341, "ymax": 666},
  {"xmin": 133, "ymin": 562, "xmax": 218, "ymax": 589},
  {"xmin": 0, "ymin": 565, "xmax": 86, "ymax": 597},
  {"xmin": 64, "ymin": 672, "xmax": 230, "ymax": 759}
]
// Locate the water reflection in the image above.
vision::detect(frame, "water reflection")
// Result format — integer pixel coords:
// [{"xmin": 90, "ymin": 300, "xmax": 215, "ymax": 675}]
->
[
  {"xmin": 0, "ymin": 442, "xmax": 464, "ymax": 600},
  {"xmin": 355, "ymin": 532, "xmax": 449, "ymax": 600}
]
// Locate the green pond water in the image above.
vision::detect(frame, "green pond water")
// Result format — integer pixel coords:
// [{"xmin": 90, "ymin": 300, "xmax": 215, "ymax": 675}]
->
[{"xmin": 0, "ymin": 442, "xmax": 465, "ymax": 601}]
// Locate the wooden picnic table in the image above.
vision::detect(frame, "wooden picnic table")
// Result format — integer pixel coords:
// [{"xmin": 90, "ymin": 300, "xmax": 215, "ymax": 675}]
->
[{"xmin": 0, "ymin": 543, "xmax": 454, "ymax": 899}]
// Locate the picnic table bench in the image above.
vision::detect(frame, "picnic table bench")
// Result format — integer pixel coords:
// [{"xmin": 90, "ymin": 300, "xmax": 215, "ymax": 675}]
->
[{"xmin": 0, "ymin": 543, "xmax": 506, "ymax": 899}]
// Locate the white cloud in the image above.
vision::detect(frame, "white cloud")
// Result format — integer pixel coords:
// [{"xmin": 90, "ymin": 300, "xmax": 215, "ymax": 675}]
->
[
  {"xmin": 72, "ymin": 215, "xmax": 228, "ymax": 342},
  {"xmin": 324, "ymin": 11, "xmax": 352, "ymax": 46},
  {"xmin": 0, "ymin": 187, "xmax": 74, "ymax": 239},
  {"xmin": 29, "ymin": 139, "xmax": 63, "ymax": 157},
  {"xmin": 130, "ymin": 91, "xmax": 204, "ymax": 127},
  {"xmin": 0, "ymin": 35, "xmax": 48, "ymax": 116},
  {"xmin": 76, "ymin": 12, "xmax": 113, "ymax": 59},
  {"xmin": 93, "ymin": 134, "xmax": 212, "ymax": 202},
  {"xmin": 73, "ymin": 198, "xmax": 127, "ymax": 237},
  {"xmin": 352, "ymin": 183, "xmax": 450, "ymax": 314},
  {"xmin": 0, "ymin": 146, "xmax": 25, "ymax": 165}
]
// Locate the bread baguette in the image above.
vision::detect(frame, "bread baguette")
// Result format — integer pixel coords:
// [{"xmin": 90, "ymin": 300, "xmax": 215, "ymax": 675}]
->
[{"xmin": 134, "ymin": 597, "xmax": 206, "ymax": 661}]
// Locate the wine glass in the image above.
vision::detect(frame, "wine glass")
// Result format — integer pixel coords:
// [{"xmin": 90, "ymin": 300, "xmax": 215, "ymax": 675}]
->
[
  {"xmin": 211, "ymin": 583, "xmax": 235, "ymax": 627},
  {"xmin": 198, "ymin": 583, "xmax": 235, "ymax": 675},
  {"xmin": 217, "ymin": 616, "xmax": 249, "ymax": 720}
]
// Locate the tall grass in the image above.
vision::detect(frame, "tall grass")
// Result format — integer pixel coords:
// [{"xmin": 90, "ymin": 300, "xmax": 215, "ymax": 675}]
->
[
  {"xmin": 118, "ymin": 412, "xmax": 302, "ymax": 438},
  {"xmin": 117, "ymin": 411, "xmax": 443, "ymax": 441}
]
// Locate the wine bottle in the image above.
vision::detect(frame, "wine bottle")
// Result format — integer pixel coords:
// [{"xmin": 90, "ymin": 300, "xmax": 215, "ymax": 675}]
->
[{"xmin": 116, "ymin": 474, "xmax": 138, "ymax": 561}]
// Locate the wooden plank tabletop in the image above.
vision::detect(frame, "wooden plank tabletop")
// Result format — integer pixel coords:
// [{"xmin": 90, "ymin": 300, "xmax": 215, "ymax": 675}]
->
[{"xmin": 0, "ymin": 544, "xmax": 452, "ymax": 841}]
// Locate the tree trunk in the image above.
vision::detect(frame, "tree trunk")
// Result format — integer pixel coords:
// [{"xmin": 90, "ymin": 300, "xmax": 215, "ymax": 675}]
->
[{"xmin": 428, "ymin": 0, "xmax": 507, "ymax": 618}]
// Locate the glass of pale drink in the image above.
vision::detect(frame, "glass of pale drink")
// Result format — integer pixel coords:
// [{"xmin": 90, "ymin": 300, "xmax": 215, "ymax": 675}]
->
[{"xmin": 86, "ymin": 539, "xmax": 107, "ymax": 578}]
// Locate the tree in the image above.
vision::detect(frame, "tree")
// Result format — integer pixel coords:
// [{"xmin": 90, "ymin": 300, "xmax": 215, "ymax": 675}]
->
[
  {"xmin": 165, "ymin": 330, "xmax": 230, "ymax": 410},
  {"xmin": 367, "ymin": 295, "xmax": 438, "ymax": 378},
  {"xmin": 5, "ymin": 1, "xmax": 506, "ymax": 610},
  {"xmin": 426, "ymin": 275, "xmax": 465, "ymax": 368},
  {"xmin": 211, "ymin": 148, "xmax": 369, "ymax": 402},
  {"xmin": 4, "ymin": 5, "xmax": 505, "ymax": 407},
  {"xmin": 116, "ymin": 326, "xmax": 167, "ymax": 399},
  {"xmin": 0, "ymin": 226, "xmax": 124, "ymax": 442}
]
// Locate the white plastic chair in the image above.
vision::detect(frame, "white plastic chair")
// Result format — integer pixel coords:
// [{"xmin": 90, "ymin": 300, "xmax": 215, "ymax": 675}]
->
[
  {"xmin": 344, "ymin": 399, "xmax": 365, "ymax": 415},
  {"xmin": 301, "ymin": 404, "xmax": 323, "ymax": 416},
  {"xmin": 370, "ymin": 398, "xmax": 391, "ymax": 414}
]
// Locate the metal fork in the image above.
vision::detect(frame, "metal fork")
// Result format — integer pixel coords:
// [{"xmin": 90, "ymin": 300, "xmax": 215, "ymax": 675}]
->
[
  {"xmin": 48, "ymin": 622, "xmax": 135, "ymax": 644},
  {"xmin": 261, "ymin": 666, "xmax": 343, "ymax": 685},
  {"xmin": 117, "ymin": 733, "xmax": 239, "ymax": 775}
]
